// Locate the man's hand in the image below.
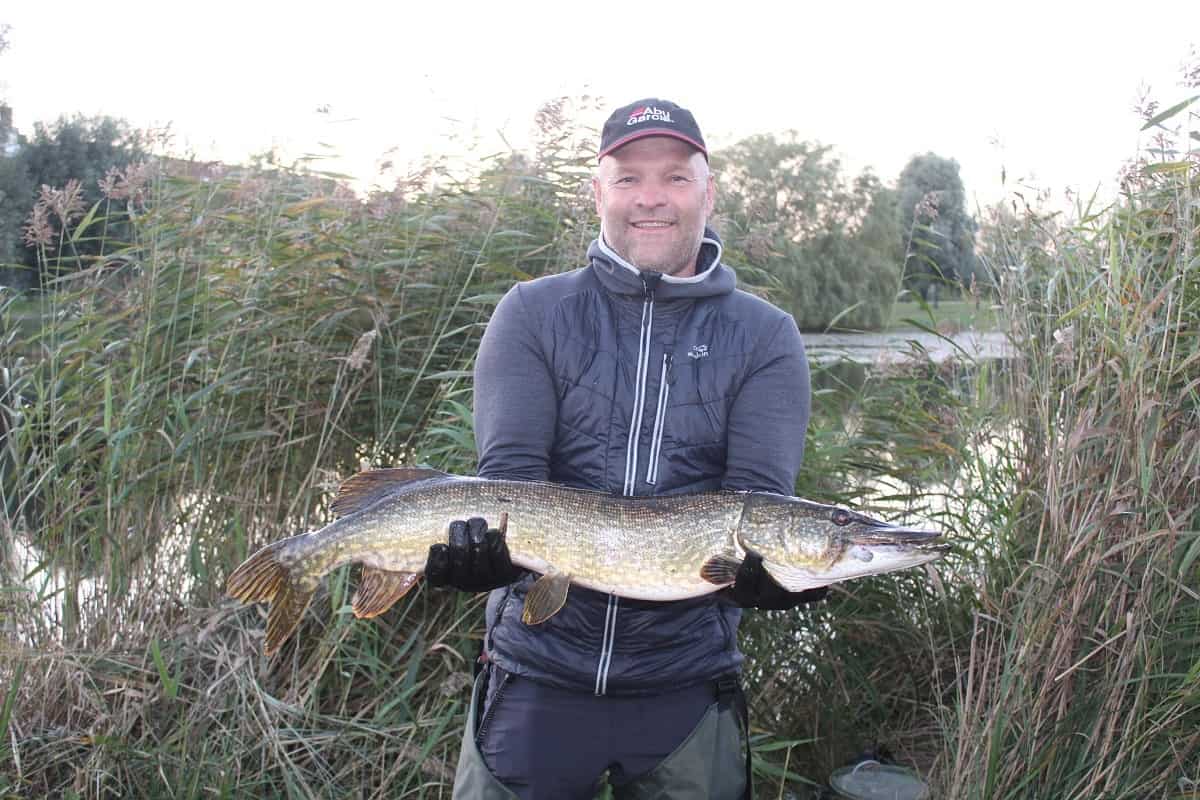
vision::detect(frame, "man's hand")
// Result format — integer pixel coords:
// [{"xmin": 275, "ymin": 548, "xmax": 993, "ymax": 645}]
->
[
  {"xmin": 729, "ymin": 552, "xmax": 829, "ymax": 610},
  {"xmin": 425, "ymin": 515, "xmax": 520, "ymax": 592}
]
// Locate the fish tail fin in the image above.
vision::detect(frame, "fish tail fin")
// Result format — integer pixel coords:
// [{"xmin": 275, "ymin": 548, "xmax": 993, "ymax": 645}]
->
[
  {"xmin": 264, "ymin": 580, "xmax": 315, "ymax": 657},
  {"xmin": 226, "ymin": 540, "xmax": 290, "ymax": 603},
  {"xmin": 226, "ymin": 540, "xmax": 314, "ymax": 656}
]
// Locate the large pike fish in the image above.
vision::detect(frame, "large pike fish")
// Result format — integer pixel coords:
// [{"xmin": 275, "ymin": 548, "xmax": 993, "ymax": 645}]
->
[{"xmin": 226, "ymin": 468, "xmax": 949, "ymax": 655}]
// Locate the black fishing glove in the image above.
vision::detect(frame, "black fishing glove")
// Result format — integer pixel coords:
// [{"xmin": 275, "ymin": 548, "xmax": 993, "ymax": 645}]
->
[
  {"xmin": 729, "ymin": 552, "xmax": 829, "ymax": 610},
  {"xmin": 426, "ymin": 516, "xmax": 520, "ymax": 592}
]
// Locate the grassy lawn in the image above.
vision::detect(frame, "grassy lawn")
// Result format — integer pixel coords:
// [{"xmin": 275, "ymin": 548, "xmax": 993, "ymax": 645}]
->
[
  {"xmin": 1, "ymin": 292, "xmax": 47, "ymax": 338},
  {"xmin": 885, "ymin": 298, "xmax": 1000, "ymax": 333}
]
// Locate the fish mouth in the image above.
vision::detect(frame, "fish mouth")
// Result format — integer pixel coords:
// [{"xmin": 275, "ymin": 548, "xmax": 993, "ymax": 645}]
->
[
  {"xmin": 847, "ymin": 517, "xmax": 942, "ymax": 544},
  {"xmin": 762, "ymin": 517, "xmax": 950, "ymax": 592}
]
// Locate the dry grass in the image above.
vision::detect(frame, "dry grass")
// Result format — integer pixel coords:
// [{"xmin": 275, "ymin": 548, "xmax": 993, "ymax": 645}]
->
[{"xmin": 2, "ymin": 581, "xmax": 482, "ymax": 797}]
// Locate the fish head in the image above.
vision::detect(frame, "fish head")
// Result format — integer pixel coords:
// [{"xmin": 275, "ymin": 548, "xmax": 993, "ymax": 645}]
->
[{"xmin": 736, "ymin": 494, "xmax": 949, "ymax": 592}]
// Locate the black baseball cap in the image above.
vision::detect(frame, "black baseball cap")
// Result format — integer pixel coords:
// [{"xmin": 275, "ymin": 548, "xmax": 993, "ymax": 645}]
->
[{"xmin": 598, "ymin": 98, "xmax": 707, "ymax": 162}]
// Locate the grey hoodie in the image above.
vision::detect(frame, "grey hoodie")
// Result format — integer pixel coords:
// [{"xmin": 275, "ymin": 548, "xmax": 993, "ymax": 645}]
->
[{"xmin": 473, "ymin": 228, "xmax": 810, "ymax": 695}]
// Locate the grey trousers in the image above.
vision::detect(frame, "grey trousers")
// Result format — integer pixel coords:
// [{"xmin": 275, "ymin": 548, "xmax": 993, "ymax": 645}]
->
[{"xmin": 451, "ymin": 668, "xmax": 748, "ymax": 800}]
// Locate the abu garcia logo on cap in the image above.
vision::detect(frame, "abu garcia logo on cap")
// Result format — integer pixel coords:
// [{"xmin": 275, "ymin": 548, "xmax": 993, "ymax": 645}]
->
[{"xmin": 626, "ymin": 106, "xmax": 674, "ymax": 126}]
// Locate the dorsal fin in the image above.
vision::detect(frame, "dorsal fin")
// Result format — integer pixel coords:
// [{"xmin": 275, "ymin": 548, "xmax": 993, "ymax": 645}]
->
[{"xmin": 331, "ymin": 467, "xmax": 447, "ymax": 517}]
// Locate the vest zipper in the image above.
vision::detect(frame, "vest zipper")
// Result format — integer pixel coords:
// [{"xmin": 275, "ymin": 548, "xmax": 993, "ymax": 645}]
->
[
  {"xmin": 622, "ymin": 273, "xmax": 658, "ymax": 496},
  {"xmin": 645, "ymin": 353, "xmax": 673, "ymax": 485},
  {"xmin": 594, "ymin": 594, "xmax": 619, "ymax": 696},
  {"xmin": 603, "ymin": 272, "xmax": 661, "ymax": 696}
]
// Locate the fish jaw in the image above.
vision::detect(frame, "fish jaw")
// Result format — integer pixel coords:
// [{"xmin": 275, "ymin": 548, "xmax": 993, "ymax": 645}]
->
[
  {"xmin": 735, "ymin": 493, "xmax": 948, "ymax": 591},
  {"xmin": 763, "ymin": 541, "xmax": 950, "ymax": 591}
]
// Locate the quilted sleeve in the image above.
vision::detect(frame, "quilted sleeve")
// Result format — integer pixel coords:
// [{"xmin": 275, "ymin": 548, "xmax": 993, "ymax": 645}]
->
[
  {"xmin": 721, "ymin": 313, "xmax": 810, "ymax": 495},
  {"xmin": 473, "ymin": 283, "xmax": 557, "ymax": 482}
]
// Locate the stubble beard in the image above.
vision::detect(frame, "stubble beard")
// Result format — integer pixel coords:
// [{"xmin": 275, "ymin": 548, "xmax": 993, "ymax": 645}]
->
[{"xmin": 608, "ymin": 224, "xmax": 705, "ymax": 278}]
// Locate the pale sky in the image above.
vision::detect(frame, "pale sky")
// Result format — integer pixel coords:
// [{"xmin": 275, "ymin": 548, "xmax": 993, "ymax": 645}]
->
[{"xmin": 2, "ymin": 1, "xmax": 1196, "ymax": 213}]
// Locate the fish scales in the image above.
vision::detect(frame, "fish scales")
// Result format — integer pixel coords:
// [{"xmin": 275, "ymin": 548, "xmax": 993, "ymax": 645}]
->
[
  {"xmin": 300, "ymin": 477, "xmax": 742, "ymax": 599},
  {"xmin": 225, "ymin": 468, "xmax": 949, "ymax": 656}
]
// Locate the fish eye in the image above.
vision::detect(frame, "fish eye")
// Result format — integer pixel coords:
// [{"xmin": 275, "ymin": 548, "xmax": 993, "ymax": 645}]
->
[{"xmin": 831, "ymin": 509, "xmax": 852, "ymax": 526}]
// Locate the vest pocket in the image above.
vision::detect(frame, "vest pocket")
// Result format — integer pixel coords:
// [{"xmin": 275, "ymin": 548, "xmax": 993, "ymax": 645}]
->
[
  {"xmin": 474, "ymin": 667, "xmax": 513, "ymax": 749},
  {"xmin": 645, "ymin": 353, "xmax": 673, "ymax": 485}
]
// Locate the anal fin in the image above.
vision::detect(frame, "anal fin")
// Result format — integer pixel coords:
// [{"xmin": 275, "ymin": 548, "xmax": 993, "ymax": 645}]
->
[
  {"xmin": 700, "ymin": 551, "xmax": 743, "ymax": 586},
  {"xmin": 352, "ymin": 567, "xmax": 421, "ymax": 619},
  {"xmin": 522, "ymin": 572, "xmax": 572, "ymax": 625}
]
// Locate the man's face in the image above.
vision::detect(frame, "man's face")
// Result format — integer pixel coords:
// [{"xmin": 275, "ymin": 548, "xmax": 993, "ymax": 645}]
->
[{"xmin": 592, "ymin": 136, "xmax": 715, "ymax": 278}]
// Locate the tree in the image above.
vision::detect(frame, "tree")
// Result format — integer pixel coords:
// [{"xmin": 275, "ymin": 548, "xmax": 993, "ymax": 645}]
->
[
  {"xmin": 0, "ymin": 139, "xmax": 33, "ymax": 284},
  {"xmin": 712, "ymin": 133, "xmax": 903, "ymax": 331},
  {"xmin": 22, "ymin": 115, "xmax": 147, "ymax": 202},
  {"xmin": 0, "ymin": 24, "xmax": 31, "ymax": 284},
  {"xmin": 4, "ymin": 114, "xmax": 148, "ymax": 286},
  {"xmin": 896, "ymin": 153, "xmax": 977, "ymax": 302}
]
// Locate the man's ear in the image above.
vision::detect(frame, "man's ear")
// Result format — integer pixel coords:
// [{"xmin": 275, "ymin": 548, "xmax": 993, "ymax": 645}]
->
[{"xmin": 591, "ymin": 175, "xmax": 603, "ymax": 215}]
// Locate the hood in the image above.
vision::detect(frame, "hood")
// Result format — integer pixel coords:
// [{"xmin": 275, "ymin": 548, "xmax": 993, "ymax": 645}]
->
[{"xmin": 587, "ymin": 226, "xmax": 737, "ymax": 301}]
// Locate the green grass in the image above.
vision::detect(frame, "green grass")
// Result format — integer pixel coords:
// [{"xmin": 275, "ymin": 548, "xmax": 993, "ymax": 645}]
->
[
  {"xmin": 885, "ymin": 297, "xmax": 1000, "ymax": 333},
  {"xmin": 0, "ymin": 291, "xmax": 43, "ymax": 339}
]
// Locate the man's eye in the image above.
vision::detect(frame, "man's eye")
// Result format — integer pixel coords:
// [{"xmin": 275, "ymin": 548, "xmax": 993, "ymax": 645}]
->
[
  {"xmin": 615, "ymin": 176, "xmax": 635, "ymax": 184},
  {"xmin": 670, "ymin": 175, "xmax": 691, "ymax": 183}
]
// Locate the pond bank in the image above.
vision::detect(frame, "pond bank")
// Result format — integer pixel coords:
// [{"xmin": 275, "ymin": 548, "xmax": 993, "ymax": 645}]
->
[{"xmin": 802, "ymin": 329, "xmax": 1012, "ymax": 365}]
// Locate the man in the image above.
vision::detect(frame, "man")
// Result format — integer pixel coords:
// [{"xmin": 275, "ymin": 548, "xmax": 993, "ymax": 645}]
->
[{"xmin": 427, "ymin": 98, "xmax": 820, "ymax": 799}]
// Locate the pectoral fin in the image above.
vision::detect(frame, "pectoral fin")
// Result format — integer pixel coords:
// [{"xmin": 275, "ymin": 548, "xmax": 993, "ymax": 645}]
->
[
  {"xmin": 522, "ymin": 572, "xmax": 572, "ymax": 625},
  {"xmin": 352, "ymin": 567, "xmax": 420, "ymax": 619},
  {"xmin": 700, "ymin": 551, "xmax": 743, "ymax": 586}
]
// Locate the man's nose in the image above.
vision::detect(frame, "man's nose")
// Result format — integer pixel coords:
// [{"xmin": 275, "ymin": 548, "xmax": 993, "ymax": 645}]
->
[{"xmin": 635, "ymin": 180, "xmax": 668, "ymax": 207}]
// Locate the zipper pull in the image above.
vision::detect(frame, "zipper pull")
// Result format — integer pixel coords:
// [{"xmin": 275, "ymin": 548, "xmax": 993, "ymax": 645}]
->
[
  {"xmin": 641, "ymin": 271, "xmax": 662, "ymax": 299},
  {"xmin": 665, "ymin": 352, "xmax": 675, "ymax": 384}
]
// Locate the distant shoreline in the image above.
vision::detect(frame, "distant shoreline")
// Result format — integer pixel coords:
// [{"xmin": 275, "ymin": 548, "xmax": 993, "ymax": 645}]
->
[{"xmin": 802, "ymin": 328, "xmax": 1012, "ymax": 365}]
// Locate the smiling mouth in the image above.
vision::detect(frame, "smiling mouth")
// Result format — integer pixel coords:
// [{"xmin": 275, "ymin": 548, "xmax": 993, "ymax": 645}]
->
[{"xmin": 631, "ymin": 221, "xmax": 674, "ymax": 229}]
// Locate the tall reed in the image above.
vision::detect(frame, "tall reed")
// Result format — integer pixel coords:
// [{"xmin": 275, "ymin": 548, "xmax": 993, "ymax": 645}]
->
[
  {"xmin": 939, "ymin": 105, "xmax": 1199, "ymax": 797},
  {"xmin": 4, "ymin": 88, "xmax": 1194, "ymax": 798},
  {"xmin": 0, "ymin": 117, "xmax": 596, "ymax": 796},
  {"xmin": 737, "ymin": 93, "xmax": 1200, "ymax": 796}
]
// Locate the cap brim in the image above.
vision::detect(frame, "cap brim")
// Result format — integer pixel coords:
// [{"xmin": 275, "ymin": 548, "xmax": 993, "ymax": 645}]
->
[{"xmin": 598, "ymin": 129, "xmax": 707, "ymax": 161}]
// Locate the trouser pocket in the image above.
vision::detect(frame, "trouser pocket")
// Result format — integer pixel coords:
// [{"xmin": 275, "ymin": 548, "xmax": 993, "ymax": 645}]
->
[
  {"xmin": 615, "ymin": 700, "xmax": 748, "ymax": 800},
  {"xmin": 451, "ymin": 671, "xmax": 521, "ymax": 800}
]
